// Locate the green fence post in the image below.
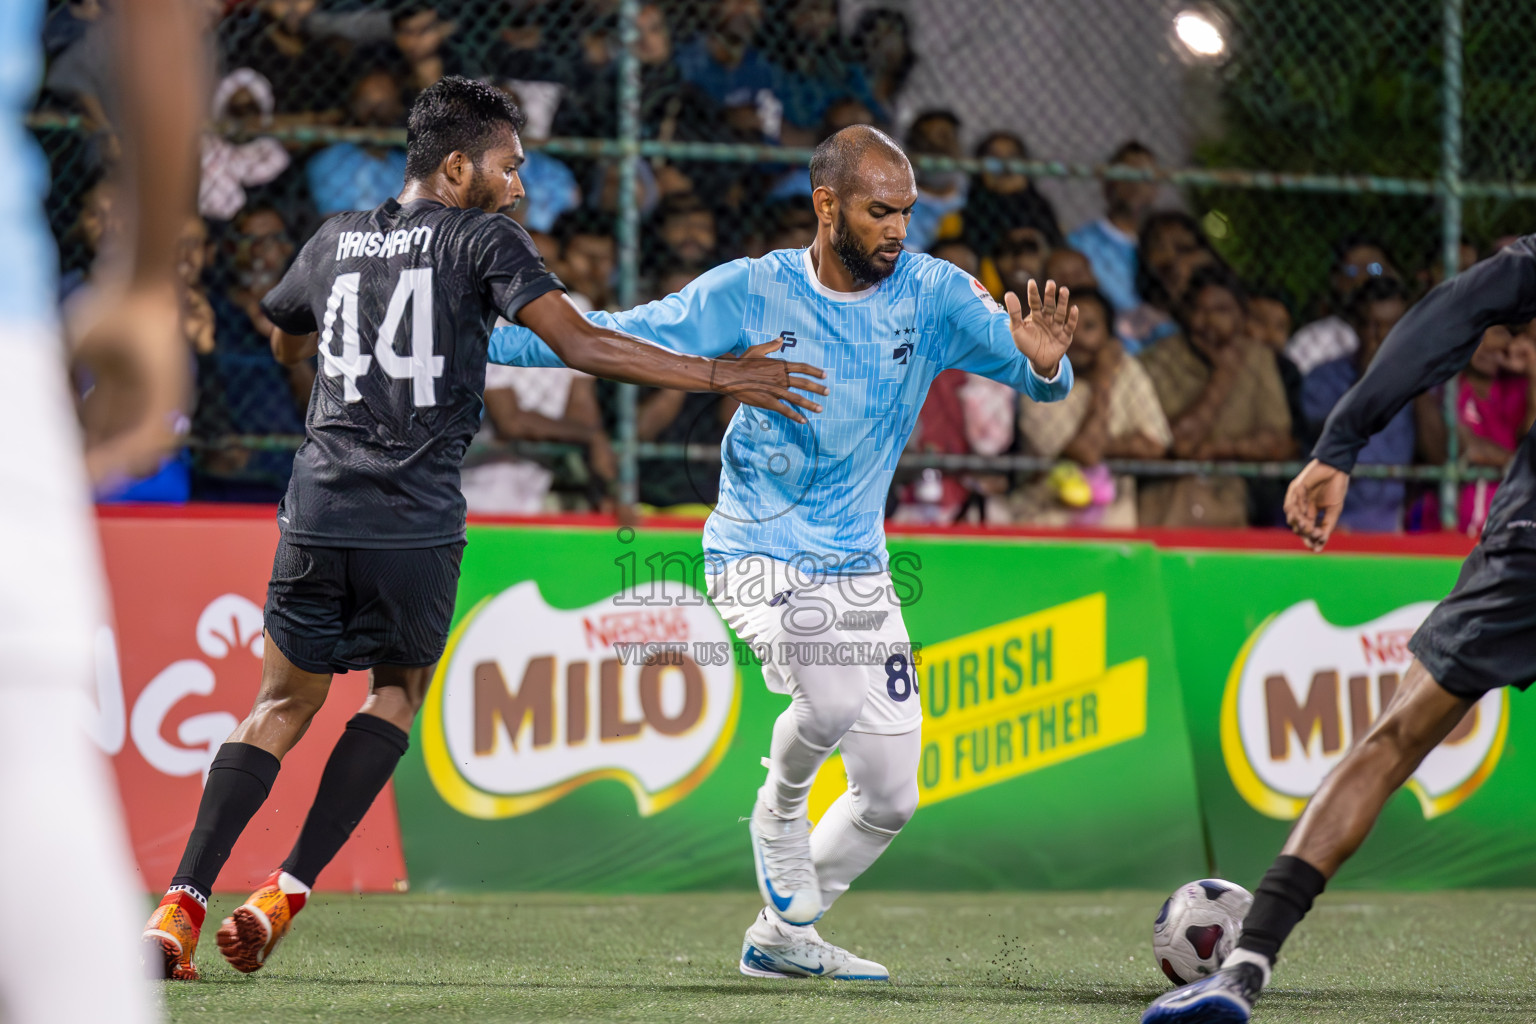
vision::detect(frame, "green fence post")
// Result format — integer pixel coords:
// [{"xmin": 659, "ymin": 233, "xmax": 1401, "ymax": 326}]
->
[
  {"xmin": 614, "ymin": 0, "xmax": 642, "ymax": 509},
  {"xmin": 1439, "ymin": 0, "xmax": 1464, "ymax": 530}
]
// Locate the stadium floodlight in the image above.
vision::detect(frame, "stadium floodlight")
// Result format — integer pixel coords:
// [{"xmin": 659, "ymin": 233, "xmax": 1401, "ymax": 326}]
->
[{"xmin": 1174, "ymin": 9, "xmax": 1227, "ymax": 58}]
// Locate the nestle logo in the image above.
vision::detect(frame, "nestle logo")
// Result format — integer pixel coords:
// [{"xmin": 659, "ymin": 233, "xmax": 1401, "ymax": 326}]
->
[
  {"xmin": 582, "ymin": 609, "xmax": 690, "ymax": 650},
  {"xmin": 1359, "ymin": 628, "xmax": 1414, "ymax": 666},
  {"xmin": 837, "ymin": 610, "xmax": 889, "ymax": 631}
]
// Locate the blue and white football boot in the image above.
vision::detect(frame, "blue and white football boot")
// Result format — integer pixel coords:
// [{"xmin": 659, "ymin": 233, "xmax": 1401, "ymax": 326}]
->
[
  {"xmin": 738, "ymin": 909, "xmax": 889, "ymax": 980},
  {"xmin": 748, "ymin": 795, "xmax": 821, "ymax": 925},
  {"xmin": 1142, "ymin": 949, "xmax": 1270, "ymax": 1023}
]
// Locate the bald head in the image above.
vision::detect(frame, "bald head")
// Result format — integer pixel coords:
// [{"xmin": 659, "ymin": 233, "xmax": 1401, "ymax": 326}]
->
[
  {"xmin": 807, "ymin": 125, "xmax": 915, "ymax": 289},
  {"xmin": 809, "ymin": 124, "xmax": 911, "ymax": 200}
]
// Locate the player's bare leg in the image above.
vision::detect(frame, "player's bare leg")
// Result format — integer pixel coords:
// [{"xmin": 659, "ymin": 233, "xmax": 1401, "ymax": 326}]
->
[
  {"xmin": 217, "ymin": 663, "xmax": 432, "ymax": 974},
  {"xmin": 354, "ymin": 662, "xmax": 435, "ymax": 734},
  {"xmin": 225, "ymin": 632, "xmax": 337, "ymax": 756},
  {"xmin": 144, "ymin": 634, "xmax": 333, "ymax": 979},
  {"xmin": 1280, "ymin": 660, "xmax": 1472, "ymax": 875},
  {"xmin": 1144, "ymin": 660, "xmax": 1474, "ymax": 1022}
]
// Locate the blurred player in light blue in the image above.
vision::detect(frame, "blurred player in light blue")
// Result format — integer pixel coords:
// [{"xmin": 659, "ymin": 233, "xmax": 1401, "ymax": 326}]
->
[
  {"xmin": 489, "ymin": 125, "xmax": 1077, "ymax": 979},
  {"xmin": 2, "ymin": 2, "xmax": 199, "ymax": 1020}
]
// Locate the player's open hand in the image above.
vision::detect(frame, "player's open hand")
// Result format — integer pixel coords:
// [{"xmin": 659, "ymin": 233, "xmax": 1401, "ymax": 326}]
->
[
  {"xmin": 1007, "ymin": 279, "xmax": 1078, "ymax": 378},
  {"xmin": 1284, "ymin": 459, "xmax": 1351, "ymax": 552},
  {"xmin": 70, "ymin": 279, "xmax": 190, "ymax": 488},
  {"xmin": 710, "ymin": 339, "xmax": 828, "ymax": 424}
]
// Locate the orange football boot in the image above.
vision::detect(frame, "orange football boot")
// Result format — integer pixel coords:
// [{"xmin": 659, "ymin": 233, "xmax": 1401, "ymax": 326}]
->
[
  {"xmin": 142, "ymin": 889, "xmax": 205, "ymax": 980},
  {"xmin": 215, "ymin": 872, "xmax": 306, "ymax": 974}
]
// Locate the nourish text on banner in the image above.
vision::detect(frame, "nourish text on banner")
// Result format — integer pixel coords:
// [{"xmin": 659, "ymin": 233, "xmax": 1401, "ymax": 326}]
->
[{"xmin": 916, "ymin": 593, "xmax": 1148, "ymax": 805}]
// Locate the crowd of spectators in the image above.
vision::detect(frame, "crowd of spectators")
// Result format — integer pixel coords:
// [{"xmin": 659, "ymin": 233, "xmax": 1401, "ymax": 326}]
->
[
  {"xmin": 889, "ymin": 172, "xmax": 1534, "ymax": 533},
  {"xmin": 33, "ymin": 0, "xmax": 1527, "ymax": 533}
]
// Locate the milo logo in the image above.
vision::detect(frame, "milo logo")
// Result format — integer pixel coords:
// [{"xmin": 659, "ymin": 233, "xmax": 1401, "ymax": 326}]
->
[
  {"xmin": 1221, "ymin": 601, "xmax": 1507, "ymax": 820},
  {"xmin": 421, "ymin": 581, "xmax": 738, "ymax": 819}
]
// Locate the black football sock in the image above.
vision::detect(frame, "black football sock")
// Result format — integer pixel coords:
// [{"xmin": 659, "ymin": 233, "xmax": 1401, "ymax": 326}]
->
[
  {"xmin": 170, "ymin": 742, "xmax": 282, "ymax": 900},
  {"xmin": 280, "ymin": 713, "xmax": 409, "ymax": 888},
  {"xmin": 1237, "ymin": 854, "xmax": 1329, "ymax": 965}
]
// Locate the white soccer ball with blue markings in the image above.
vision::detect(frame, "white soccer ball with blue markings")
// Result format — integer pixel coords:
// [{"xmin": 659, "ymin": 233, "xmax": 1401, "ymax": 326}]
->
[{"xmin": 1151, "ymin": 878, "xmax": 1253, "ymax": 986}]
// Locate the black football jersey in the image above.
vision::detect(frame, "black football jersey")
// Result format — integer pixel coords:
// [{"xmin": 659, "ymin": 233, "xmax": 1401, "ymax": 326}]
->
[{"xmin": 261, "ymin": 198, "xmax": 564, "ymax": 548}]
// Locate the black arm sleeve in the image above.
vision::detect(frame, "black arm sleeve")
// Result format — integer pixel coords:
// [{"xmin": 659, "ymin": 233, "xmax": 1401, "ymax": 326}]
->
[
  {"xmin": 1314, "ymin": 236, "xmax": 1536, "ymax": 472},
  {"xmin": 259, "ymin": 231, "xmax": 327, "ymax": 335},
  {"xmin": 472, "ymin": 216, "xmax": 566, "ymax": 324}
]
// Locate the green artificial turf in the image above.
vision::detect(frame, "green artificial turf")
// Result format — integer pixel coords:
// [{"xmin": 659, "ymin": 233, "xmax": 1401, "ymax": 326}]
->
[{"xmin": 162, "ymin": 890, "xmax": 1536, "ymax": 1023}]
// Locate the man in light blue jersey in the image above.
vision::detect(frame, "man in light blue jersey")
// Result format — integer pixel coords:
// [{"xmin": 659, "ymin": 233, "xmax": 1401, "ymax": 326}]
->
[
  {"xmin": 488, "ymin": 124, "xmax": 1077, "ymax": 980},
  {"xmin": 3, "ymin": 2, "xmax": 199, "ymax": 1020}
]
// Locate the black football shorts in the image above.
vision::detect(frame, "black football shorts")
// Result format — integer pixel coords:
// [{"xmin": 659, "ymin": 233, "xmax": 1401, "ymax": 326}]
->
[
  {"xmin": 1409, "ymin": 433, "xmax": 1536, "ymax": 698},
  {"xmin": 264, "ymin": 533, "xmax": 465, "ymax": 675}
]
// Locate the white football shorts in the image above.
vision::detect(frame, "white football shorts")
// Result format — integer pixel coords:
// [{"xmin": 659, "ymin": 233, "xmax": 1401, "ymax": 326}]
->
[{"xmin": 707, "ymin": 555, "xmax": 921, "ymax": 735}]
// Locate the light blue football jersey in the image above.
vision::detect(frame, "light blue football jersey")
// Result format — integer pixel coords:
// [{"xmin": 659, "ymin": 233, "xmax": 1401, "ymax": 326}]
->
[
  {"xmin": 489, "ymin": 247, "xmax": 1073, "ymax": 573},
  {"xmin": 0, "ymin": 0, "xmax": 57, "ymax": 332}
]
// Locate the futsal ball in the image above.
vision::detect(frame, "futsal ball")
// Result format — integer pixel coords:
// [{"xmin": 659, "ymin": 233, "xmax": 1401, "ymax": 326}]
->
[{"xmin": 1151, "ymin": 878, "xmax": 1254, "ymax": 986}]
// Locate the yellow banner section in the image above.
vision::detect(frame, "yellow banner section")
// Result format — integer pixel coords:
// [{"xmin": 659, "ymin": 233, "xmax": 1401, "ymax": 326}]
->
[
  {"xmin": 918, "ymin": 659, "xmax": 1148, "ymax": 806},
  {"xmin": 920, "ymin": 593, "xmax": 1107, "ymax": 728},
  {"xmin": 807, "ymin": 593, "xmax": 1149, "ymax": 819}
]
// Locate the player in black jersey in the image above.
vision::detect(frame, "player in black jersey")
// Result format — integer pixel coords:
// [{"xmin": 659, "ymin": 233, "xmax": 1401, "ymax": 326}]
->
[
  {"xmin": 1147, "ymin": 240, "xmax": 1536, "ymax": 1024},
  {"xmin": 141, "ymin": 76, "xmax": 827, "ymax": 981}
]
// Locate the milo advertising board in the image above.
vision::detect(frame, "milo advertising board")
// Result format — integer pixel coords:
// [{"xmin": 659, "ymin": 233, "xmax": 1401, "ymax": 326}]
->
[
  {"xmin": 1164, "ymin": 549, "xmax": 1536, "ymax": 889},
  {"xmin": 393, "ymin": 526, "xmax": 1207, "ymax": 892},
  {"xmin": 1222, "ymin": 600, "xmax": 1506, "ymax": 822},
  {"xmin": 422, "ymin": 580, "xmax": 739, "ymax": 822},
  {"xmin": 99, "ymin": 512, "xmax": 1536, "ymax": 893}
]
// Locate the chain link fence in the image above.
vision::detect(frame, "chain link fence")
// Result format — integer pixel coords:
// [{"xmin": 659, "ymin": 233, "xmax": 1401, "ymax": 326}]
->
[{"xmin": 29, "ymin": 0, "xmax": 1533, "ymax": 530}]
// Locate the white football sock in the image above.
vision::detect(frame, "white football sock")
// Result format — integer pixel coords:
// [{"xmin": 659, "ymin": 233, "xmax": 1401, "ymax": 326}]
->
[
  {"xmin": 745, "ymin": 907, "xmax": 811, "ymax": 947},
  {"xmin": 809, "ymin": 791, "xmax": 898, "ymax": 911},
  {"xmin": 760, "ymin": 706, "xmax": 835, "ymax": 819},
  {"xmin": 759, "ymin": 631, "xmax": 890, "ymax": 819},
  {"xmin": 810, "ymin": 728, "xmax": 920, "ymax": 912},
  {"xmin": 277, "ymin": 871, "xmax": 311, "ymax": 897},
  {"xmin": 1223, "ymin": 947, "xmax": 1273, "ymax": 987}
]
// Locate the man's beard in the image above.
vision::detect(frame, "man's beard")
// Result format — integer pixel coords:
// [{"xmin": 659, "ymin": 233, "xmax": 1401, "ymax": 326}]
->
[
  {"xmin": 831, "ymin": 210, "xmax": 898, "ymax": 288},
  {"xmin": 465, "ymin": 166, "xmax": 502, "ymax": 214}
]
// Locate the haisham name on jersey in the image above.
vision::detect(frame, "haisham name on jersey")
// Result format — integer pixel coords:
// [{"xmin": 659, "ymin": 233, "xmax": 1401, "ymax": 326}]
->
[{"xmin": 334, "ymin": 227, "xmax": 435, "ymax": 261}]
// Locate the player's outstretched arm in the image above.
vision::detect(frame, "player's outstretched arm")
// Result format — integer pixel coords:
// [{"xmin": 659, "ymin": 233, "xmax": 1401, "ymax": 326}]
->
[
  {"xmin": 1290, "ymin": 237, "xmax": 1536, "ymax": 551},
  {"xmin": 516, "ymin": 292, "xmax": 827, "ymax": 423},
  {"xmin": 70, "ymin": 0, "xmax": 202, "ymax": 485},
  {"xmin": 943, "ymin": 264, "xmax": 1073, "ymax": 401},
  {"xmin": 1314, "ymin": 238, "xmax": 1536, "ymax": 475}
]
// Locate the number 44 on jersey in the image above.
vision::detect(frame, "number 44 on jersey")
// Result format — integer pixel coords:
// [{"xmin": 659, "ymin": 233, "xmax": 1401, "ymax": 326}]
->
[{"xmin": 322, "ymin": 268, "xmax": 445, "ymax": 406}]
